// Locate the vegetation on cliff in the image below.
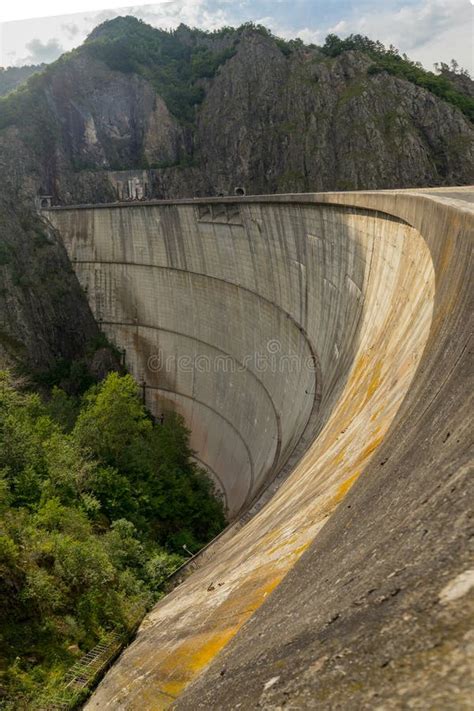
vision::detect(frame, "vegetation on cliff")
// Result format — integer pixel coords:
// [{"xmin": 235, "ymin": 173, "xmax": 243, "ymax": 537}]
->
[
  {"xmin": 82, "ymin": 18, "xmax": 474, "ymax": 123},
  {"xmin": 0, "ymin": 65, "xmax": 46, "ymax": 98},
  {"xmin": 1, "ymin": 17, "xmax": 472, "ymax": 135},
  {"xmin": 321, "ymin": 34, "xmax": 474, "ymax": 121},
  {"xmin": 0, "ymin": 17, "xmax": 472, "ymax": 198},
  {"xmin": 83, "ymin": 17, "xmax": 238, "ymax": 123},
  {"xmin": 0, "ymin": 371, "xmax": 225, "ymax": 707}
]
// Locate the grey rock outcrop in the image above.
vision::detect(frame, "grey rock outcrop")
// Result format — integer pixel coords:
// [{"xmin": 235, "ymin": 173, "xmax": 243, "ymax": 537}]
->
[
  {"xmin": 0, "ymin": 197, "xmax": 99, "ymax": 372},
  {"xmin": 1, "ymin": 24, "xmax": 473, "ymax": 204},
  {"xmin": 196, "ymin": 36, "xmax": 474, "ymax": 193}
]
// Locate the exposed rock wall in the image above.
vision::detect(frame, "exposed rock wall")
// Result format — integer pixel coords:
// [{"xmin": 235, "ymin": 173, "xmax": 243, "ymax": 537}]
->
[
  {"xmin": 1, "ymin": 27, "xmax": 473, "ymax": 208},
  {"xmin": 0, "ymin": 198, "xmax": 99, "ymax": 372},
  {"xmin": 196, "ymin": 37, "xmax": 474, "ymax": 194}
]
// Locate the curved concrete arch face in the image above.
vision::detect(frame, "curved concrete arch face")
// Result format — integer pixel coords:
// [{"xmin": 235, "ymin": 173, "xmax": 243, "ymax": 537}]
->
[
  {"xmin": 45, "ymin": 187, "xmax": 473, "ymax": 708},
  {"xmin": 50, "ymin": 201, "xmax": 424, "ymax": 516}
]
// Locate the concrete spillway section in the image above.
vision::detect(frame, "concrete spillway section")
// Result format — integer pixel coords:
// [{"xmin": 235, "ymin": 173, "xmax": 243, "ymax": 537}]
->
[{"xmin": 46, "ymin": 187, "xmax": 473, "ymax": 708}]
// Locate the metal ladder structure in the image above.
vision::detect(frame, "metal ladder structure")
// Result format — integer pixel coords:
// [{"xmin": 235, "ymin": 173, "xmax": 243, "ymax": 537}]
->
[{"xmin": 37, "ymin": 632, "xmax": 123, "ymax": 710}]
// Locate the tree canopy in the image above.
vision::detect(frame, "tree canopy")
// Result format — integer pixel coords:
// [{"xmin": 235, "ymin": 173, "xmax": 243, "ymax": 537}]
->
[{"xmin": 0, "ymin": 370, "xmax": 225, "ymax": 707}]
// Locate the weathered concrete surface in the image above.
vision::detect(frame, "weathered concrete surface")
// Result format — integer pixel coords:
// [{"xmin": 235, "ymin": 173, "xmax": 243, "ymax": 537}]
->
[{"xmin": 45, "ymin": 186, "xmax": 473, "ymax": 708}]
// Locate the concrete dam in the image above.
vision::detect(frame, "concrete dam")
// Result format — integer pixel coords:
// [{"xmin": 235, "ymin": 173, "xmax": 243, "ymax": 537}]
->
[{"xmin": 45, "ymin": 187, "xmax": 473, "ymax": 708}]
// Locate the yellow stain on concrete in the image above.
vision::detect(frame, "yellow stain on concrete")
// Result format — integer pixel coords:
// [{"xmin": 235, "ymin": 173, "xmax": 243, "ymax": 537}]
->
[
  {"xmin": 157, "ymin": 627, "xmax": 240, "ymax": 694},
  {"xmin": 130, "ymin": 573, "xmax": 289, "ymax": 709},
  {"xmin": 334, "ymin": 471, "xmax": 362, "ymax": 502},
  {"xmin": 359, "ymin": 435, "xmax": 385, "ymax": 463},
  {"xmin": 366, "ymin": 361, "xmax": 383, "ymax": 399}
]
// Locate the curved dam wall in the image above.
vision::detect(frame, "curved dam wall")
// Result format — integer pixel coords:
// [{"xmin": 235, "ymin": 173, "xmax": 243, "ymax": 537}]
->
[
  {"xmin": 48, "ymin": 197, "xmax": 433, "ymax": 518},
  {"xmin": 45, "ymin": 187, "xmax": 473, "ymax": 708}
]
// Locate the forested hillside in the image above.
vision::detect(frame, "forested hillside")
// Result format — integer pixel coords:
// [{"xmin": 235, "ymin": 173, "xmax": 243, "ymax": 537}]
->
[
  {"xmin": 0, "ymin": 371, "xmax": 225, "ymax": 707},
  {"xmin": 0, "ymin": 16, "xmax": 472, "ymax": 209},
  {"xmin": 0, "ymin": 65, "xmax": 45, "ymax": 97}
]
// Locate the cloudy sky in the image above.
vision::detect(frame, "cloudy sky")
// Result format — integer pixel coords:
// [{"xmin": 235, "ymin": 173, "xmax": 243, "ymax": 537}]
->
[{"xmin": 0, "ymin": 0, "xmax": 472, "ymax": 74}]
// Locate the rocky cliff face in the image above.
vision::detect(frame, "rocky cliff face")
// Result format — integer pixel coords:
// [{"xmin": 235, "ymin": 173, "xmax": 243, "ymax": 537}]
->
[
  {"xmin": 197, "ymin": 35, "xmax": 474, "ymax": 193},
  {"xmin": 0, "ymin": 195, "xmax": 100, "ymax": 374},
  {"xmin": 1, "ymin": 20, "xmax": 472, "ymax": 203},
  {"xmin": 0, "ymin": 18, "xmax": 473, "ymax": 370},
  {"xmin": 46, "ymin": 54, "xmax": 186, "ymax": 173}
]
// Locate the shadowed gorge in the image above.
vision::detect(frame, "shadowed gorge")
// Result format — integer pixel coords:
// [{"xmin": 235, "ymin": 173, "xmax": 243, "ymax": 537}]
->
[{"xmin": 43, "ymin": 186, "xmax": 473, "ymax": 708}]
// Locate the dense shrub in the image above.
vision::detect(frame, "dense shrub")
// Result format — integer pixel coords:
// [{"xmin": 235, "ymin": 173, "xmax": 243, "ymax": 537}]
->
[
  {"xmin": 0, "ymin": 65, "xmax": 46, "ymax": 98},
  {"xmin": 0, "ymin": 370, "xmax": 225, "ymax": 706},
  {"xmin": 83, "ymin": 17, "xmax": 238, "ymax": 123}
]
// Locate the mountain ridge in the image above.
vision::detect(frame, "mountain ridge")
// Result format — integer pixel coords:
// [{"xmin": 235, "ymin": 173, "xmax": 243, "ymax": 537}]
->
[
  {"xmin": 0, "ymin": 17, "xmax": 472, "ymax": 204},
  {"xmin": 0, "ymin": 17, "xmax": 472, "ymax": 370}
]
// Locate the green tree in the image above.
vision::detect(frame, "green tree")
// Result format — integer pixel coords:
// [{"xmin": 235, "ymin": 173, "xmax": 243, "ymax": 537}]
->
[
  {"xmin": 0, "ymin": 369, "xmax": 225, "ymax": 706},
  {"xmin": 74, "ymin": 373, "xmax": 152, "ymax": 472},
  {"xmin": 73, "ymin": 373, "xmax": 226, "ymax": 547}
]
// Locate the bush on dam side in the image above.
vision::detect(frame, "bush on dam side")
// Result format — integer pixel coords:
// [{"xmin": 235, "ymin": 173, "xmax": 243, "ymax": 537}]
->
[{"xmin": 0, "ymin": 371, "xmax": 226, "ymax": 707}]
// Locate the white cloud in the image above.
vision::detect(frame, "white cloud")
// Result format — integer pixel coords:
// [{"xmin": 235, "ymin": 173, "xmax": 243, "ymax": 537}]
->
[
  {"xmin": 293, "ymin": 27, "xmax": 324, "ymax": 44},
  {"xmin": 327, "ymin": 20, "xmax": 348, "ymax": 35},
  {"xmin": 0, "ymin": 1, "xmax": 161, "ymax": 23},
  {"xmin": 251, "ymin": 15, "xmax": 323, "ymax": 44},
  {"xmin": 404, "ymin": 17, "xmax": 473, "ymax": 73},
  {"xmin": 24, "ymin": 37, "xmax": 64, "ymax": 63},
  {"xmin": 1, "ymin": 0, "xmax": 472, "ymax": 74},
  {"xmin": 353, "ymin": 0, "xmax": 470, "ymax": 51},
  {"xmin": 61, "ymin": 22, "xmax": 81, "ymax": 38},
  {"xmin": 129, "ymin": 0, "xmax": 234, "ymax": 31},
  {"xmin": 324, "ymin": 0, "xmax": 472, "ymax": 71}
]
